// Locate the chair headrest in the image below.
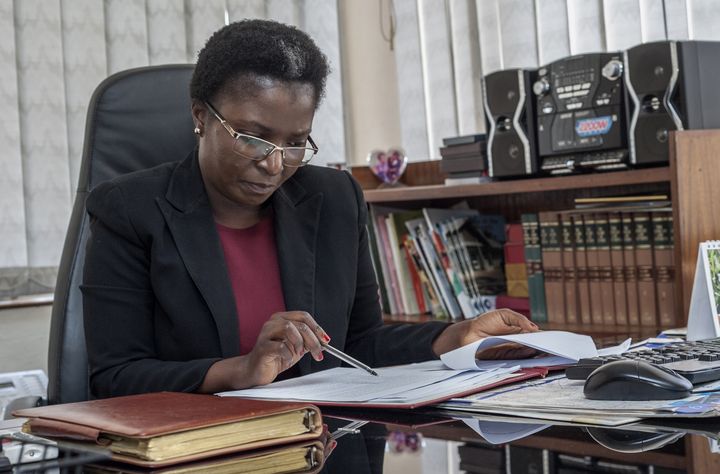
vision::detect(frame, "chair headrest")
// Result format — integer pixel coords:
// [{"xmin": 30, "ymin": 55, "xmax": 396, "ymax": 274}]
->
[{"xmin": 78, "ymin": 64, "xmax": 197, "ymax": 191}]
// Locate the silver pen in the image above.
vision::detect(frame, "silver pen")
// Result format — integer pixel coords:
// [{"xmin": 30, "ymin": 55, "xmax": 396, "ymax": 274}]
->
[{"xmin": 321, "ymin": 343, "xmax": 379, "ymax": 376}]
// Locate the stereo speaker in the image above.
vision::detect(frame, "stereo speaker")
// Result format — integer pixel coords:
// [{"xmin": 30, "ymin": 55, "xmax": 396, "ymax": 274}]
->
[
  {"xmin": 483, "ymin": 69, "xmax": 538, "ymax": 177},
  {"xmin": 624, "ymin": 40, "xmax": 720, "ymax": 165}
]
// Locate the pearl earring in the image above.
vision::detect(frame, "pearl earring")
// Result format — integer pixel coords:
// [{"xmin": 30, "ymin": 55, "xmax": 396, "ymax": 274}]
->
[{"xmin": 193, "ymin": 126, "xmax": 201, "ymax": 135}]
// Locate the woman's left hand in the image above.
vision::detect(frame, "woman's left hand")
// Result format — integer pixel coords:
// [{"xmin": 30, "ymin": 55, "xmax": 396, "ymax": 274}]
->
[{"xmin": 431, "ymin": 308, "xmax": 540, "ymax": 359}]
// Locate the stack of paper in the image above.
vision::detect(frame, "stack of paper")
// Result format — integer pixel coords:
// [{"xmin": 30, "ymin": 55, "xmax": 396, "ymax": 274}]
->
[
  {"xmin": 219, "ymin": 363, "xmax": 527, "ymax": 409},
  {"xmin": 438, "ymin": 374, "xmax": 720, "ymax": 421},
  {"xmin": 219, "ymin": 331, "xmax": 631, "ymax": 409}
]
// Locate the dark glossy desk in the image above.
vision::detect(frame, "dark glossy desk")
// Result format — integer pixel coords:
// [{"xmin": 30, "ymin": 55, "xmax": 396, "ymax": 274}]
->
[
  {"xmin": 3, "ymin": 409, "xmax": 719, "ymax": 473},
  {"xmin": 320, "ymin": 409, "xmax": 720, "ymax": 474}
]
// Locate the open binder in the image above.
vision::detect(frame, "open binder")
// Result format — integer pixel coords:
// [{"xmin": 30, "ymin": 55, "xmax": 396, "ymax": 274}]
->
[{"xmin": 687, "ymin": 241, "xmax": 720, "ymax": 341}]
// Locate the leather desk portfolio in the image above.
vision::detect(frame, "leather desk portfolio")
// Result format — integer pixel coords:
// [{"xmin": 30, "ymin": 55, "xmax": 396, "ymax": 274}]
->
[
  {"xmin": 84, "ymin": 439, "xmax": 328, "ymax": 474},
  {"xmin": 13, "ymin": 392, "xmax": 323, "ymax": 468}
]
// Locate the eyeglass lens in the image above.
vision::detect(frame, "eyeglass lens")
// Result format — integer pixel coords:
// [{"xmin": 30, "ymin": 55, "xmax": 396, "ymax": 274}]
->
[{"xmin": 233, "ymin": 135, "xmax": 315, "ymax": 166}]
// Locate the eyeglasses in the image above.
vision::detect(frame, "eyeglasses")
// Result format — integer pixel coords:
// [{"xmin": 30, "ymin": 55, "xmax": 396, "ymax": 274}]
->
[{"xmin": 205, "ymin": 101, "xmax": 318, "ymax": 167}]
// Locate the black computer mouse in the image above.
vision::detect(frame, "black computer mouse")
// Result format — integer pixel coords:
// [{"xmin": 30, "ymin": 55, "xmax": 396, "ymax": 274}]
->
[
  {"xmin": 583, "ymin": 360, "xmax": 693, "ymax": 400},
  {"xmin": 584, "ymin": 427, "xmax": 685, "ymax": 453}
]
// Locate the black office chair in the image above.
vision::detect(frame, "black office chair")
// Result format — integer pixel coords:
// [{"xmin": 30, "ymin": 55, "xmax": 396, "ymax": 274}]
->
[{"xmin": 48, "ymin": 64, "xmax": 197, "ymax": 404}]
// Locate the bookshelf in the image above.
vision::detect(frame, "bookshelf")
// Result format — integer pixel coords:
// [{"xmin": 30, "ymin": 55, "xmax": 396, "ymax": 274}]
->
[
  {"xmin": 363, "ymin": 167, "xmax": 670, "ymax": 203},
  {"xmin": 357, "ymin": 130, "xmax": 720, "ymax": 331},
  {"xmin": 356, "ymin": 129, "xmax": 720, "ymax": 472}
]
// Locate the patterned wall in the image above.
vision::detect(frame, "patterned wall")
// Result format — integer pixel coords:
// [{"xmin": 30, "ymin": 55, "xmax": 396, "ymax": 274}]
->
[
  {"xmin": 393, "ymin": 0, "xmax": 720, "ymax": 162},
  {"xmin": 5, "ymin": 0, "xmax": 720, "ymax": 299},
  {"xmin": 0, "ymin": 0, "xmax": 343, "ymax": 299}
]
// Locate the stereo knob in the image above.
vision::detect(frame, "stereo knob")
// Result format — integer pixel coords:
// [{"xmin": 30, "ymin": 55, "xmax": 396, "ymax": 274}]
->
[
  {"xmin": 602, "ymin": 60, "xmax": 623, "ymax": 81},
  {"xmin": 533, "ymin": 78, "xmax": 550, "ymax": 96}
]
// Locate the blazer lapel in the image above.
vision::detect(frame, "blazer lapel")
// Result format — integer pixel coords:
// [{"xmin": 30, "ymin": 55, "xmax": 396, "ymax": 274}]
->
[
  {"xmin": 157, "ymin": 152, "xmax": 240, "ymax": 357},
  {"xmin": 272, "ymin": 171, "xmax": 323, "ymax": 374}
]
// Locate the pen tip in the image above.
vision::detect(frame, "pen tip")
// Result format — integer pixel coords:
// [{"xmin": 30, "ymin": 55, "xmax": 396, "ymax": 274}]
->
[{"xmin": 371, "ymin": 370, "xmax": 379, "ymax": 376}]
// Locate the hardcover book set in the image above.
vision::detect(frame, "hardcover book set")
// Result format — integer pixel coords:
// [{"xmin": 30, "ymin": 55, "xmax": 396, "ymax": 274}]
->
[{"xmin": 369, "ymin": 194, "xmax": 675, "ymax": 329}]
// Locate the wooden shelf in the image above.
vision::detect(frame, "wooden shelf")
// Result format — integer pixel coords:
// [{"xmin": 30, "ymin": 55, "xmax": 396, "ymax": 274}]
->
[{"xmin": 364, "ymin": 167, "xmax": 670, "ymax": 203}]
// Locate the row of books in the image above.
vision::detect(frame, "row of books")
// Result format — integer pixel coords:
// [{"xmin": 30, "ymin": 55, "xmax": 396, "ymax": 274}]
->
[
  {"xmin": 368, "ymin": 205, "xmax": 507, "ymax": 320},
  {"xmin": 522, "ymin": 203, "xmax": 675, "ymax": 327}
]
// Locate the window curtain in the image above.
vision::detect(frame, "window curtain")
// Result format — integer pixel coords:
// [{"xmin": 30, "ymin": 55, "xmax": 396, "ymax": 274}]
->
[
  {"xmin": 393, "ymin": 0, "xmax": 720, "ymax": 164},
  {"xmin": 0, "ymin": 0, "xmax": 344, "ymax": 300}
]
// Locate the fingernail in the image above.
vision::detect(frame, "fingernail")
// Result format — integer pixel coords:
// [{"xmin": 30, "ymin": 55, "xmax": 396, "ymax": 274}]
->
[
  {"xmin": 322, "ymin": 334, "xmax": 331, "ymax": 343},
  {"xmin": 317, "ymin": 352, "xmax": 324, "ymax": 361}
]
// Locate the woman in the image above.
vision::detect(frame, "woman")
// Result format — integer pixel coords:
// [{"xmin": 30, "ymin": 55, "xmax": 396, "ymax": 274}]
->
[{"xmin": 82, "ymin": 19, "xmax": 537, "ymax": 399}]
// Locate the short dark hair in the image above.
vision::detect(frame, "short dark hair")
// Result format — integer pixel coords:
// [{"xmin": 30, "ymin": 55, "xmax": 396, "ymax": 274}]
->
[{"xmin": 190, "ymin": 19, "xmax": 330, "ymax": 109}]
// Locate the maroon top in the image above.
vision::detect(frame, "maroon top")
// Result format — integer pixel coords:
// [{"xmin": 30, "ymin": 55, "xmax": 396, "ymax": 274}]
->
[{"xmin": 216, "ymin": 216, "xmax": 286, "ymax": 355}]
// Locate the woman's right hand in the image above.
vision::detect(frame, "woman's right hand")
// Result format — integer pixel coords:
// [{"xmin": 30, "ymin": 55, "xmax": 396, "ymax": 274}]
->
[
  {"xmin": 199, "ymin": 311, "xmax": 330, "ymax": 393},
  {"xmin": 245, "ymin": 311, "xmax": 330, "ymax": 386}
]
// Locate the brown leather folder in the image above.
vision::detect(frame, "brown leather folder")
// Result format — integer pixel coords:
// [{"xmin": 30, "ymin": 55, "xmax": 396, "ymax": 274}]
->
[
  {"xmin": 83, "ymin": 438, "xmax": 329, "ymax": 474},
  {"xmin": 14, "ymin": 392, "xmax": 323, "ymax": 468}
]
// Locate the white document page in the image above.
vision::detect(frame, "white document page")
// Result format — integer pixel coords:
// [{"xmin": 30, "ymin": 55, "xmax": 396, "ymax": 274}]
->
[
  {"xmin": 440, "ymin": 331, "xmax": 630, "ymax": 371},
  {"xmin": 597, "ymin": 339, "xmax": 631, "ymax": 356},
  {"xmin": 217, "ymin": 362, "xmax": 520, "ymax": 405},
  {"xmin": 460, "ymin": 419, "xmax": 550, "ymax": 444}
]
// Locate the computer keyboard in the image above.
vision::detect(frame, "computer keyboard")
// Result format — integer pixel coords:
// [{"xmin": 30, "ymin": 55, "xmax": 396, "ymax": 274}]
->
[{"xmin": 566, "ymin": 337, "xmax": 720, "ymax": 384}]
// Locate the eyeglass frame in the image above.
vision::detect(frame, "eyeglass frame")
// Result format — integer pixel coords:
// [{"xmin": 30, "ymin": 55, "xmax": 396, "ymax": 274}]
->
[{"xmin": 204, "ymin": 101, "xmax": 318, "ymax": 167}]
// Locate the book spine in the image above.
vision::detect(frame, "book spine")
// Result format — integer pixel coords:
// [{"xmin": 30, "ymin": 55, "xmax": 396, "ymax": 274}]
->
[
  {"xmin": 402, "ymin": 235, "xmax": 428, "ymax": 314},
  {"xmin": 460, "ymin": 214, "xmax": 508, "ymax": 296},
  {"xmin": 442, "ymin": 219, "xmax": 479, "ymax": 314},
  {"xmin": 496, "ymin": 294, "xmax": 530, "ymax": 317},
  {"xmin": 373, "ymin": 212, "xmax": 399, "ymax": 315},
  {"xmin": 430, "ymin": 225, "xmax": 475, "ymax": 319},
  {"xmin": 417, "ymin": 225, "xmax": 462, "ymax": 320},
  {"xmin": 572, "ymin": 214, "xmax": 593, "ymax": 325},
  {"xmin": 621, "ymin": 212, "xmax": 640, "ymax": 326},
  {"xmin": 505, "ymin": 223, "xmax": 528, "ymax": 298},
  {"xmin": 583, "ymin": 213, "xmax": 604, "ymax": 325},
  {"xmin": 376, "ymin": 214, "xmax": 404, "ymax": 314},
  {"xmin": 524, "ymin": 213, "xmax": 547, "ymax": 323},
  {"xmin": 407, "ymin": 222, "xmax": 449, "ymax": 319},
  {"xmin": 408, "ymin": 234, "xmax": 444, "ymax": 317},
  {"xmin": 634, "ymin": 211, "xmax": 658, "ymax": 327},
  {"xmin": 594, "ymin": 212, "xmax": 615, "ymax": 325},
  {"xmin": 539, "ymin": 211, "xmax": 564, "ymax": 325},
  {"xmin": 505, "ymin": 262, "xmax": 529, "ymax": 297},
  {"xmin": 454, "ymin": 220, "xmax": 484, "ymax": 303},
  {"xmin": 561, "ymin": 214, "xmax": 578, "ymax": 324},
  {"xmin": 609, "ymin": 212, "xmax": 628, "ymax": 326},
  {"xmin": 652, "ymin": 210, "xmax": 676, "ymax": 328},
  {"xmin": 366, "ymin": 210, "xmax": 391, "ymax": 314},
  {"xmin": 386, "ymin": 213, "xmax": 418, "ymax": 314}
]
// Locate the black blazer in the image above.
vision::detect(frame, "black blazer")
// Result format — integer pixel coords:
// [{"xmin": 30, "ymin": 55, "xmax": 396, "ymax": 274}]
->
[{"xmin": 82, "ymin": 151, "xmax": 448, "ymax": 398}]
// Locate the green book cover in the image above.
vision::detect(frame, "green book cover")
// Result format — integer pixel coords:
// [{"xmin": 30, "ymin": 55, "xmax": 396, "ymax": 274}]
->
[{"xmin": 522, "ymin": 213, "xmax": 547, "ymax": 323}]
